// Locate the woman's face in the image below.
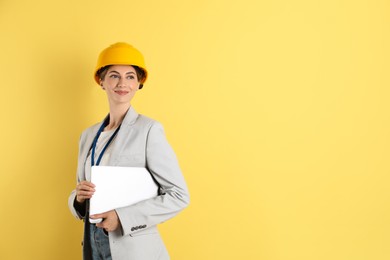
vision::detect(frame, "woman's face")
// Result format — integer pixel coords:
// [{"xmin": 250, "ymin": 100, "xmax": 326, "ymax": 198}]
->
[{"xmin": 100, "ymin": 65, "xmax": 141, "ymax": 106}]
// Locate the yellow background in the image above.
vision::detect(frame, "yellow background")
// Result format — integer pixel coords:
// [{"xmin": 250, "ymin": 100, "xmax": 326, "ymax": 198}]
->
[{"xmin": 0, "ymin": 0, "xmax": 389, "ymax": 259}]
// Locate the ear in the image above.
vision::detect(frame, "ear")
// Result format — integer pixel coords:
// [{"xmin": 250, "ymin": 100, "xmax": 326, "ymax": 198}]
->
[
  {"xmin": 100, "ymin": 81, "xmax": 105, "ymax": 90},
  {"xmin": 138, "ymin": 79, "xmax": 145, "ymax": 90}
]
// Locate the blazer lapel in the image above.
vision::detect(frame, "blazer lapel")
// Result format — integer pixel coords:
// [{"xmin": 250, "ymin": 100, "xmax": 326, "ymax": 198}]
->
[
  {"xmin": 80, "ymin": 123, "xmax": 101, "ymax": 181},
  {"xmin": 108, "ymin": 106, "xmax": 139, "ymax": 166}
]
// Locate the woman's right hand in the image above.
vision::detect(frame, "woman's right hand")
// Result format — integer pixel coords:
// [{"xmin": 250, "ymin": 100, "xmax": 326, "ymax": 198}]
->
[{"xmin": 76, "ymin": 181, "xmax": 95, "ymax": 203}]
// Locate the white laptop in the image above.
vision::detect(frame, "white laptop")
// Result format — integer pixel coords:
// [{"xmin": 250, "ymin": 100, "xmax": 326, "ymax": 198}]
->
[{"xmin": 89, "ymin": 166, "xmax": 159, "ymax": 223}]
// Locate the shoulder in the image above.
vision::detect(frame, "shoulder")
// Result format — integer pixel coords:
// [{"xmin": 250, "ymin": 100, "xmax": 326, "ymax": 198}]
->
[
  {"xmin": 80, "ymin": 122, "xmax": 100, "ymax": 140},
  {"xmin": 130, "ymin": 114, "xmax": 168, "ymax": 144},
  {"xmin": 132, "ymin": 114, "xmax": 166, "ymax": 139},
  {"xmin": 122, "ymin": 107, "xmax": 163, "ymax": 130},
  {"xmin": 135, "ymin": 114, "xmax": 162, "ymax": 129}
]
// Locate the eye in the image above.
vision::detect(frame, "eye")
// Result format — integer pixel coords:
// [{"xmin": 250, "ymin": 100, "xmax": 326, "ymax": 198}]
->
[
  {"xmin": 127, "ymin": 75, "xmax": 135, "ymax": 80},
  {"xmin": 110, "ymin": 74, "xmax": 119, "ymax": 79}
]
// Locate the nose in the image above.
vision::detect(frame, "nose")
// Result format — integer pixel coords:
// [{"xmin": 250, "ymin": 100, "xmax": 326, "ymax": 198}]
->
[{"xmin": 117, "ymin": 76, "xmax": 126, "ymax": 87}]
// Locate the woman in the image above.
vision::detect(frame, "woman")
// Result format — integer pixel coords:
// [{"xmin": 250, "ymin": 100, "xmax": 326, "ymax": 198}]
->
[{"xmin": 68, "ymin": 42, "xmax": 190, "ymax": 260}]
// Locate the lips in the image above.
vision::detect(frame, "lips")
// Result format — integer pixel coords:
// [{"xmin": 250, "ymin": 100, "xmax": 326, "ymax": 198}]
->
[{"xmin": 115, "ymin": 90, "xmax": 129, "ymax": 96}]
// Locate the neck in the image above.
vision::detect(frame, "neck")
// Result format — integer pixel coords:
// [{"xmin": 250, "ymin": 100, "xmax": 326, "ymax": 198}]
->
[{"xmin": 105, "ymin": 103, "xmax": 131, "ymax": 131}]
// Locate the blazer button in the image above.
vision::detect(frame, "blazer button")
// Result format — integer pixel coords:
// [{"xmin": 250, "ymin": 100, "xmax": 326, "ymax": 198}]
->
[
  {"xmin": 131, "ymin": 227, "xmax": 135, "ymax": 231},
  {"xmin": 142, "ymin": 225, "xmax": 147, "ymax": 228}
]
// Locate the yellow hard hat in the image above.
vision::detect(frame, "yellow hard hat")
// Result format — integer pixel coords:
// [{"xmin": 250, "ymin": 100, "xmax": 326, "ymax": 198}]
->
[{"xmin": 94, "ymin": 42, "xmax": 148, "ymax": 85}]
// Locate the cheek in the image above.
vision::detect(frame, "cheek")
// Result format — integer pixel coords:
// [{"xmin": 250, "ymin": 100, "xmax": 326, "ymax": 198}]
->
[
  {"xmin": 130, "ymin": 82, "xmax": 140, "ymax": 90},
  {"xmin": 103, "ymin": 81, "xmax": 115, "ymax": 89}
]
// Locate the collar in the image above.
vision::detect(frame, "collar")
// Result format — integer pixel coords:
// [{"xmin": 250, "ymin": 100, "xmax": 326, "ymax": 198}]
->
[
  {"xmin": 122, "ymin": 106, "xmax": 139, "ymax": 127},
  {"xmin": 102, "ymin": 106, "xmax": 139, "ymax": 129}
]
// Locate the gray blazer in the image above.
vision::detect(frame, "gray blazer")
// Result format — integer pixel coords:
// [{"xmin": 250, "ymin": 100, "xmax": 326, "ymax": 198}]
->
[{"xmin": 68, "ymin": 107, "xmax": 190, "ymax": 260}]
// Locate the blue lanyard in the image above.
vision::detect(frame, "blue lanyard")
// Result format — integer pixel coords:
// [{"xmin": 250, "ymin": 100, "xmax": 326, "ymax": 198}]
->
[{"xmin": 91, "ymin": 119, "xmax": 121, "ymax": 166}]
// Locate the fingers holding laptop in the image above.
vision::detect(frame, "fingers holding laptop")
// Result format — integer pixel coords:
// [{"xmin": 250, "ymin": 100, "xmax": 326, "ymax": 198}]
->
[
  {"xmin": 91, "ymin": 210, "xmax": 120, "ymax": 232},
  {"xmin": 76, "ymin": 181, "xmax": 96, "ymax": 203}
]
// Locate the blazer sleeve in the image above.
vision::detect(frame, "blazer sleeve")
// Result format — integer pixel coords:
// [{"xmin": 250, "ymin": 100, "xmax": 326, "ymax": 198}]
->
[
  {"xmin": 68, "ymin": 132, "xmax": 88, "ymax": 220},
  {"xmin": 115, "ymin": 121, "xmax": 190, "ymax": 236}
]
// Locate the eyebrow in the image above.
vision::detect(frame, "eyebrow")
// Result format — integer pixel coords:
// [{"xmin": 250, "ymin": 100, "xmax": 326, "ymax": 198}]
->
[{"xmin": 108, "ymin": 70, "xmax": 136, "ymax": 75}]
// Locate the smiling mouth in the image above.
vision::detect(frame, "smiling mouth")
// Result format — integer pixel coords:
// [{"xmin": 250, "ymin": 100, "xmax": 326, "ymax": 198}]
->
[{"xmin": 115, "ymin": 91, "xmax": 129, "ymax": 95}]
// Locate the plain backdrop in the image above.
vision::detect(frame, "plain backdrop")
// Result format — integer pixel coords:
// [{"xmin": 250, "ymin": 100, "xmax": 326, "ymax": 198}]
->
[{"xmin": 0, "ymin": 0, "xmax": 389, "ymax": 259}]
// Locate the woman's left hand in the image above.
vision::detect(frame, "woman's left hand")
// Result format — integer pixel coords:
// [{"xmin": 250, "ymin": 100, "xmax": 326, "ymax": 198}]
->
[{"xmin": 91, "ymin": 210, "xmax": 121, "ymax": 232}]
